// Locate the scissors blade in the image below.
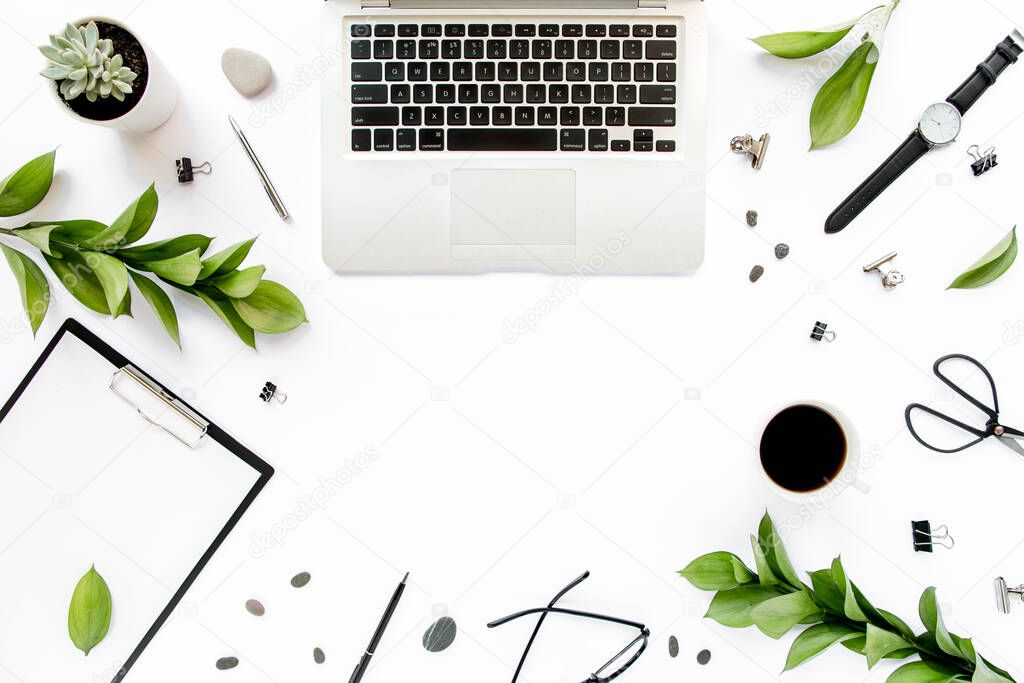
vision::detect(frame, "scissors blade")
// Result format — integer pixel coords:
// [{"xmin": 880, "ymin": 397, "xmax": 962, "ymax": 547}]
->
[{"xmin": 998, "ymin": 435, "xmax": 1024, "ymax": 457}]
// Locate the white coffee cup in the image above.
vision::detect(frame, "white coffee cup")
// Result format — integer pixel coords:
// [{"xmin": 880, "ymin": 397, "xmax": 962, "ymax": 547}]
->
[{"xmin": 757, "ymin": 400, "xmax": 869, "ymax": 503}]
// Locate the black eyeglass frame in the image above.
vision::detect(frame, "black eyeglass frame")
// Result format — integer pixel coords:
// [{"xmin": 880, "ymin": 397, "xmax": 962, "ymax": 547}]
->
[{"xmin": 487, "ymin": 571, "xmax": 650, "ymax": 683}]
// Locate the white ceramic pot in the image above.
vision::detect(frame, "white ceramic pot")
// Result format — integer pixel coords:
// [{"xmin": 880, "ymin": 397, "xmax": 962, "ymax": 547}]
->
[{"xmin": 46, "ymin": 16, "xmax": 177, "ymax": 133}]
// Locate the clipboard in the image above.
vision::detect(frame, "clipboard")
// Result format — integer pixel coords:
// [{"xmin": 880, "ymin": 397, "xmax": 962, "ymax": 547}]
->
[{"xmin": 0, "ymin": 319, "xmax": 273, "ymax": 682}]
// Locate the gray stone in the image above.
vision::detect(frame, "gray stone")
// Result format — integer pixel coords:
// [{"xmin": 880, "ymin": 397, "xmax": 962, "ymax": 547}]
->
[
  {"xmin": 245, "ymin": 599, "xmax": 265, "ymax": 616},
  {"xmin": 222, "ymin": 47, "xmax": 272, "ymax": 97},
  {"xmin": 746, "ymin": 210, "xmax": 758, "ymax": 227},
  {"xmin": 749, "ymin": 265, "xmax": 764, "ymax": 283},
  {"xmin": 313, "ymin": 647, "xmax": 326, "ymax": 664},
  {"xmin": 422, "ymin": 617, "xmax": 457, "ymax": 653},
  {"xmin": 290, "ymin": 571, "xmax": 311, "ymax": 588},
  {"xmin": 668, "ymin": 635, "xmax": 679, "ymax": 658},
  {"xmin": 216, "ymin": 656, "xmax": 239, "ymax": 670},
  {"xmin": 775, "ymin": 243, "xmax": 790, "ymax": 260},
  {"xmin": 697, "ymin": 649, "xmax": 712, "ymax": 665}
]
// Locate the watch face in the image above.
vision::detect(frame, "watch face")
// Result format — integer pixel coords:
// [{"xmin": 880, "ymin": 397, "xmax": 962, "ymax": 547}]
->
[{"xmin": 918, "ymin": 102, "xmax": 962, "ymax": 145}]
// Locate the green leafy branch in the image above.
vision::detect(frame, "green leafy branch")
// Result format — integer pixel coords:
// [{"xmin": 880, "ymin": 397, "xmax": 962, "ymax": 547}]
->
[
  {"xmin": 0, "ymin": 150, "xmax": 306, "ymax": 348},
  {"xmin": 680, "ymin": 513, "xmax": 1015, "ymax": 682},
  {"xmin": 752, "ymin": 0, "xmax": 902, "ymax": 149}
]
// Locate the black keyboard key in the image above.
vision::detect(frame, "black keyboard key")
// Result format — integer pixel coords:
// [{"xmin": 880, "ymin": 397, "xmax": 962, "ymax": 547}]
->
[
  {"xmin": 589, "ymin": 62, "xmax": 609, "ymax": 82},
  {"xmin": 453, "ymin": 62, "xmax": 473, "ymax": 81},
  {"xmin": 629, "ymin": 107, "xmax": 676, "ymax": 126},
  {"xmin": 504, "ymin": 84, "xmax": 524, "ymax": 103},
  {"xmin": 538, "ymin": 107, "xmax": 557, "ymax": 125},
  {"xmin": 560, "ymin": 129, "xmax": 585, "ymax": 151},
  {"xmin": 448, "ymin": 128, "xmax": 557, "ymax": 151},
  {"xmin": 481, "ymin": 84, "xmax": 501, "ymax": 103},
  {"xmin": 436, "ymin": 84, "xmax": 456, "ymax": 103},
  {"xmin": 566, "ymin": 63, "xmax": 586, "ymax": 81},
  {"xmin": 420, "ymin": 129, "xmax": 444, "ymax": 150},
  {"xmin": 398, "ymin": 24, "xmax": 419, "ymax": 37},
  {"xmin": 419, "ymin": 40, "xmax": 439, "ymax": 59},
  {"xmin": 522, "ymin": 62, "xmax": 541, "ymax": 81},
  {"xmin": 624, "ymin": 41, "xmax": 643, "ymax": 59},
  {"xmin": 509, "ymin": 40, "xmax": 530, "ymax": 59},
  {"xmin": 583, "ymin": 107, "xmax": 602, "ymax": 126},
  {"xmin": 611, "ymin": 63, "xmax": 630, "ymax": 81},
  {"xmin": 515, "ymin": 106, "xmax": 535, "ymax": 125},
  {"xmin": 526, "ymin": 84, "xmax": 546, "ymax": 103},
  {"xmin": 595, "ymin": 85, "xmax": 614, "ymax": 104},
  {"xmin": 408, "ymin": 63, "xmax": 428, "ymax": 81},
  {"xmin": 657, "ymin": 25, "xmax": 678, "ymax": 37},
  {"xmin": 385, "ymin": 62, "xmax": 405, "ymax": 81},
  {"xmin": 641, "ymin": 85, "xmax": 676, "ymax": 104},
  {"xmin": 448, "ymin": 107, "xmax": 467, "ymax": 125},
  {"xmin": 609, "ymin": 25, "xmax": 630, "ymax": 37},
  {"xmin": 397, "ymin": 128, "xmax": 416, "ymax": 150},
  {"xmin": 499, "ymin": 63, "xmax": 518, "ymax": 81},
  {"xmin": 657, "ymin": 140, "xmax": 676, "ymax": 152},
  {"xmin": 539, "ymin": 24, "xmax": 560, "ymax": 37},
  {"xmin": 468, "ymin": 24, "xmax": 489, "ymax": 37},
  {"xmin": 352, "ymin": 129, "xmax": 371, "ymax": 151},
  {"xmin": 532, "ymin": 40, "xmax": 553, "ymax": 59},
  {"xmin": 657, "ymin": 63, "xmax": 677, "ymax": 82},
  {"xmin": 492, "ymin": 107, "xmax": 512, "ymax": 125},
  {"xmin": 578, "ymin": 40, "xmax": 598, "ymax": 60},
  {"xmin": 600, "ymin": 40, "xmax": 620, "ymax": 60},
  {"xmin": 352, "ymin": 40, "xmax": 371, "ymax": 59},
  {"xmin": 492, "ymin": 24, "xmax": 513, "ymax": 37},
  {"xmin": 352, "ymin": 84, "xmax": 387, "ymax": 103},
  {"xmin": 403, "ymin": 106, "xmax": 422, "ymax": 125},
  {"xmin": 430, "ymin": 62, "xmax": 450, "ymax": 80},
  {"xmin": 445, "ymin": 24, "xmax": 466, "ymax": 37},
  {"xmin": 634, "ymin": 129, "xmax": 653, "ymax": 142},
  {"xmin": 616, "ymin": 85, "xmax": 637, "ymax": 104},
  {"xmin": 611, "ymin": 139, "xmax": 631, "ymax": 151},
  {"xmin": 374, "ymin": 40, "xmax": 394, "ymax": 60},
  {"xmin": 487, "ymin": 40, "xmax": 507, "ymax": 59},
  {"xmin": 606, "ymin": 107, "xmax": 625, "ymax": 126},
  {"xmin": 475, "ymin": 62, "xmax": 496, "ymax": 80},
  {"xmin": 562, "ymin": 24, "xmax": 583, "ymax": 37},
  {"xmin": 544, "ymin": 63, "xmax": 563, "ymax": 81},
  {"xmin": 442, "ymin": 40, "xmax": 461, "ymax": 59},
  {"xmin": 572, "ymin": 84, "xmax": 592, "ymax": 103},
  {"xmin": 425, "ymin": 107, "xmax": 445, "ymax": 125},
  {"xmin": 465, "ymin": 40, "xmax": 485, "ymax": 59},
  {"xmin": 633, "ymin": 25, "xmax": 654, "ymax": 37},
  {"xmin": 549, "ymin": 84, "xmax": 569, "ymax": 103},
  {"xmin": 352, "ymin": 63, "xmax": 383, "ymax": 82},
  {"xmin": 634, "ymin": 63, "xmax": 654, "ymax": 82},
  {"xmin": 458, "ymin": 84, "xmax": 479, "ymax": 103},
  {"xmin": 374, "ymin": 128, "xmax": 393, "ymax": 151},
  {"xmin": 515, "ymin": 24, "xmax": 537, "ymax": 37},
  {"xmin": 470, "ymin": 107, "xmax": 489, "ymax": 125},
  {"xmin": 396, "ymin": 39, "xmax": 416, "ymax": 59},
  {"xmin": 352, "ymin": 24, "xmax": 372, "ymax": 37},
  {"xmin": 646, "ymin": 41, "xmax": 677, "ymax": 60},
  {"xmin": 422, "ymin": 24, "xmax": 442, "ymax": 37},
  {"xmin": 352, "ymin": 106, "xmax": 398, "ymax": 126},
  {"xmin": 391, "ymin": 84, "xmax": 411, "ymax": 103},
  {"xmin": 560, "ymin": 106, "xmax": 580, "ymax": 126},
  {"xmin": 555, "ymin": 40, "xmax": 574, "ymax": 59},
  {"xmin": 413, "ymin": 84, "xmax": 432, "ymax": 103},
  {"xmin": 375, "ymin": 24, "xmax": 395, "ymax": 37},
  {"xmin": 586, "ymin": 24, "xmax": 607, "ymax": 37},
  {"xmin": 635, "ymin": 142, "xmax": 653, "ymax": 152},
  {"xmin": 589, "ymin": 129, "xmax": 609, "ymax": 151}
]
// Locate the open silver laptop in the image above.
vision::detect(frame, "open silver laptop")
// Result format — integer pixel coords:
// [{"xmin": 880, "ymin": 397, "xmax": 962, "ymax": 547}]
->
[{"xmin": 322, "ymin": 0, "xmax": 707, "ymax": 274}]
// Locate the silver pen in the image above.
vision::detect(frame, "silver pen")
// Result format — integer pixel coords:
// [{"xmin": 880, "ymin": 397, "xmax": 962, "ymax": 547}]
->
[{"xmin": 227, "ymin": 115, "xmax": 289, "ymax": 220}]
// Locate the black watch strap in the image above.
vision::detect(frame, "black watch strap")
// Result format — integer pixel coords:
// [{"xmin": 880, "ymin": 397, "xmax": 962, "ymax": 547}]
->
[
  {"xmin": 824, "ymin": 132, "xmax": 931, "ymax": 234},
  {"xmin": 948, "ymin": 35, "xmax": 1022, "ymax": 114}
]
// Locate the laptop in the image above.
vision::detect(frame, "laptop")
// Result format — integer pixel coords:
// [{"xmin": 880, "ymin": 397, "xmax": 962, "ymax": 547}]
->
[{"xmin": 322, "ymin": 0, "xmax": 707, "ymax": 274}]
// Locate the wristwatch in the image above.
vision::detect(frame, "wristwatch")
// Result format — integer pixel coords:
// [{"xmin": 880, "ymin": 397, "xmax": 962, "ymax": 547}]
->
[{"xmin": 825, "ymin": 30, "xmax": 1024, "ymax": 234}]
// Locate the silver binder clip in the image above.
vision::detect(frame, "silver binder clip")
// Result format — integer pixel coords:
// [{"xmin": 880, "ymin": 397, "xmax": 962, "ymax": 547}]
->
[
  {"xmin": 995, "ymin": 577, "xmax": 1024, "ymax": 614},
  {"xmin": 730, "ymin": 133, "xmax": 770, "ymax": 170},
  {"xmin": 863, "ymin": 252, "xmax": 904, "ymax": 290},
  {"xmin": 911, "ymin": 520, "xmax": 954, "ymax": 553},
  {"xmin": 109, "ymin": 366, "xmax": 209, "ymax": 448}
]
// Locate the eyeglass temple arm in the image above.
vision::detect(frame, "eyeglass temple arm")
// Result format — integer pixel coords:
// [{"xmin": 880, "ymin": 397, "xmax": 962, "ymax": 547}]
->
[
  {"xmin": 488, "ymin": 607, "xmax": 647, "ymax": 633},
  {"xmin": 591, "ymin": 630, "xmax": 650, "ymax": 681},
  {"xmin": 507, "ymin": 572, "xmax": 591, "ymax": 683},
  {"xmin": 933, "ymin": 354, "xmax": 1001, "ymax": 418},
  {"xmin": 905, "ymin": 403, "xmax": 988, "ymax": 452}
]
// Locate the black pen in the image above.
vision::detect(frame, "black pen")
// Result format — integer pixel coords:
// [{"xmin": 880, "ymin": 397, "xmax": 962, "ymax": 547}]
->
[{"xmin": 349, "ymin": 572, "xmax": 409, "ymax": 683}]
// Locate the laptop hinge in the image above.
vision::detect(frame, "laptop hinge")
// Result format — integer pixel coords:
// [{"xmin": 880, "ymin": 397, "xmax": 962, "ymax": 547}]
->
[{"xmin": 361, "ymin": 0, "xmax": 668, "ymax": 9}]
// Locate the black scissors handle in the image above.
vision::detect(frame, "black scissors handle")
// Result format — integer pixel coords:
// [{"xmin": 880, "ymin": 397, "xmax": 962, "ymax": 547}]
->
[
  {"xmin": 932, "ymin": 353, "xmax": 1000, "ymax": 421},
  {"xmin": 905, "ymin": 403, "xmax": 988, "ymax": 453}
]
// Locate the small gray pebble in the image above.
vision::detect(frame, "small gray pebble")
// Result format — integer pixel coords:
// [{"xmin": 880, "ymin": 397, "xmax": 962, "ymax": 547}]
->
[
  {"xmin": 216, "ymin": 656, "xmax": 239, "ymax": 670},
  {"xmin": 291, "ymin": 571, "xmax": 311, "ymax": 588},
  {"xmin": 749, "ymin": 265, "xmax": 765, "ymax": 283},
  {"xmin": 423, "ymin": 617, "xmax": 457, "ymax": 653},
  {"xmin": 221, "ymin": 47, "xmax": 273, "ymax": 97},
  {"xmin": 775, "ymin": 243, "xmax": 790, "ymax": 260},
  {"xmin": 313, "ymin": 647, "xmax": 325, "ymax": 664},
  {"xmin": 697, "ymin": 649, "xmax": 712, "ymax": 665},
  {"xmin": 245, "ymin": 599, "xmax": 265, "ymax": 617},
  {"xmin": 746, "ymin": 210, "xmax": 758, "ymax": 227},
  {"xmin": 668, "ymin": 635, "xmax": 679, "ymax": 658}
]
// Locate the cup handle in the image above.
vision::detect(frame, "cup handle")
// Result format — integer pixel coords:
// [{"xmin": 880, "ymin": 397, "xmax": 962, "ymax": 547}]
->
[{"xmin": 850, "ymin": 476, "xmax": 871, "ymax": 495}]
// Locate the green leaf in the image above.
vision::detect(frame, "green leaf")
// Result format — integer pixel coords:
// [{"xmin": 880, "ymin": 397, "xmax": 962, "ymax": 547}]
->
[
  {"xmin": 210, "ymin": 265, "xmax": 265, "ymax": 299},
  {"xmin": 750, "ymin": 590, "xmax": 823, "ymax": 639},
  {"xmin": 887, "ymin": 660, "xmax": 964, "ymax": 683},
  {"xmin": 230, "ymin": 280, "xmax": 307, "ymax": 334},
  {"xmin": 810, "ymin": 41, "xmax": 879, "ymax": 149},
  {"xmin": 67, "ymin": 565, "xmax": 112, "ymax": 656},
  {"xmin": 84, "ymin": 252, "xmax": 130, "ymax": 318},
  {"xmin": 139, "ymin": 249, "xmax": 202, "ymax": 285},
  {"xmin": 198, "ymin": 238, "xmax": 257, "ymax": 280},
  {"xmin": 680, "ymin": 552, "xmax": 757, "ymax": 591},
  {"xmin": 704, "ymin": 585, "xmax": 786, "ymax": 628},
  {"xmin": 879, "ymin": 608, "xmax": 918, "ymax": 642},
  {"xmin": 866, "ymin": 623, "xmax": 913, "ymax": 669},
  {"xmin": 973, "ymin": 656, "xmax": 1014, "ymax": 683},
  {"xmin": 12, "ymin": 224, "xmax": 62, "ymax": 256},
  {"xmin": 117, "ymin": 234, "xmax": 213, "ymax": 262},
  {"xmin": 0, "ymin": 150, "xmax": 55, "ymax": 217},
  {"xmin": 19, "ymin": 219, "xmax": 108, "ymax": 245},
  {"xmin": 843, "ymin": 637, "xmax": 866, "ymax": 655},
  {"xmin": 752, "ymin": 20, "xmax": 858, "ymax": 59},
  {"xmin": 1, "ymin": 244, "xmax": 50, "ymax": 336},
  {"xmin": 831, "ymin": 557, "xmax": 867, "ymax": 622},
  {"xmin": 784, "ymin": 622, "xmax": 862, "ymax": 671},
  {"xmin": 194, "ymin": 289, "xmax": 256, "ymax": 348},
  {"xmin": 809, "ymin": 569, "xmax": 845, "ymax": 613},
  {"xmin": 751, "ymin": 534, "xmax": 779, "ymax": 587},
  {"xmin": 44, "ymin": 251, "xmax": 110, "ymax": 314},
  {"xmin": 130, "ymin": 272, "xmax": 180, "ymax": 349},
  {"xmin": 919, "ymin": 587, "xmax": 961, "ymax": 659},
  {"xmin": 948, "ymin": 227, "xmax": 1017, "ymax": 290},
  {"xmin": 758, "ymin": 513, "xmax": 802, "ymax": 587},
  {"xmin": 82, "ymin": 184, "xmax": 158, "ymax": 249}
]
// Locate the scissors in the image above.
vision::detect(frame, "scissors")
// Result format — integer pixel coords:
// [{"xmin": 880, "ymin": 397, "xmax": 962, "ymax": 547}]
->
[{"xmin": 905, "ymin": 353, "xmax": 1024, "ymax": 456}]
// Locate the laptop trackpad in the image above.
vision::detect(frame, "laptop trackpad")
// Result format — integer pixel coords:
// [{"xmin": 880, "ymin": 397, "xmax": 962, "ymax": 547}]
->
[{"xmin": 450, "ymin": 169, "xmax": 576, "ymax": 246}]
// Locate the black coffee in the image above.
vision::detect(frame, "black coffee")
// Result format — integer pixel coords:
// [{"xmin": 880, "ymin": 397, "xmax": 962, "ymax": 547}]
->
[{"xmin": 760, "ymin": 404, "xmax": 846, "ymax": 493}]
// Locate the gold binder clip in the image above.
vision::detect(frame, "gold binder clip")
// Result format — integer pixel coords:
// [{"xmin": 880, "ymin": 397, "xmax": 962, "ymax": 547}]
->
[{"xmin": 730, "ymin": 133, "xmax": 770, "ymax": 170}]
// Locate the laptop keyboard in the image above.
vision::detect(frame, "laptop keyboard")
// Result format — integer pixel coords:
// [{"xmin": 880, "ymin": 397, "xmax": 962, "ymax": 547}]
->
[{"xmin": 347, "ymin": 21, "xmax": 680, "ymax": 153}]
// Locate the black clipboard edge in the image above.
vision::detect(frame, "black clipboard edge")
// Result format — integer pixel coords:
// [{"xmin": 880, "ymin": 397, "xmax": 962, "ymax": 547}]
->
[{"xmin": 0, "ymin": 318, "xmax": 274, "ymax": 683}]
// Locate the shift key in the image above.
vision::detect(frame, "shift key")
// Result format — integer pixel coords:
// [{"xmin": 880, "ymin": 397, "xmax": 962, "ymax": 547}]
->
[
  {"xmin": 628, "ymin": 107, "xmax": 675, "ymax": 127},
  {"xmin": 352, "ymin": 107, "xmax": 399, "ymax": 126}
]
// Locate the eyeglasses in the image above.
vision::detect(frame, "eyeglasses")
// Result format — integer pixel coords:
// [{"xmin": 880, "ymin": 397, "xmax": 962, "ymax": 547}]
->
[
  {"xmin": 487, "ymin": 571, "xmax": 649, "ymax": 683},
  {"xmin": 906, "ymin": 353, "xmax": 1024, "ymax": 455}
]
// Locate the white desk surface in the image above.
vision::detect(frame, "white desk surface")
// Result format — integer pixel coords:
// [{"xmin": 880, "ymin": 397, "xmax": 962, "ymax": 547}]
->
[{"xmin": 2, "ymin": 1, "xmax": 1024, "ymax": 682}]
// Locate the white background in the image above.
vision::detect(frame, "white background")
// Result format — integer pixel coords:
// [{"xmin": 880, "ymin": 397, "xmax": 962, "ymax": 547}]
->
[{"xmin": 2, "ymin": 1, "xmax": 1024, "ymax": 682}]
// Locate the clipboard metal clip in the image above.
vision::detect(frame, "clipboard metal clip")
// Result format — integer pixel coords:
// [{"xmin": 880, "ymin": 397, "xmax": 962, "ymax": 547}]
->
[{"xmin": 109, "ymin": 366, "xmax": 209, "ymax": 449}]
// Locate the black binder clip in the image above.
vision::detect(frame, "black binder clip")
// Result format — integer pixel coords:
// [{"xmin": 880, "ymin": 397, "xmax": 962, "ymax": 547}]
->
[
  {"xmin": 912, "ymin": 520, "xmax": 954, "ymax": 552},
  {"xmin": 176, "ymin": 157, "xmax": 212, "ymax": 183},
  {"xmin": 967, "ymin": 145, "xmax": 998, "ymax": 176},
  {"xmin": 259, "ymin": 381, "xmax": 287, "ymax": 404},
  {"xmin": 810, "ymin": 321, "xmax": 837, "ymax": 343}
]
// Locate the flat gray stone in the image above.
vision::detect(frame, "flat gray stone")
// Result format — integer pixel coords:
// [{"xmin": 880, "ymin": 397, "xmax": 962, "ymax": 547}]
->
[{"xmin": 222, "ymin": 47, "xmax": 272, "ymax": 97}]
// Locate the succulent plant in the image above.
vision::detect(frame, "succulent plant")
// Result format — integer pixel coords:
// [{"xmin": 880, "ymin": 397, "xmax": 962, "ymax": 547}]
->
[{"xmin": 39, "ymin": 22, "xmax": 137, "ymax": 103}]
